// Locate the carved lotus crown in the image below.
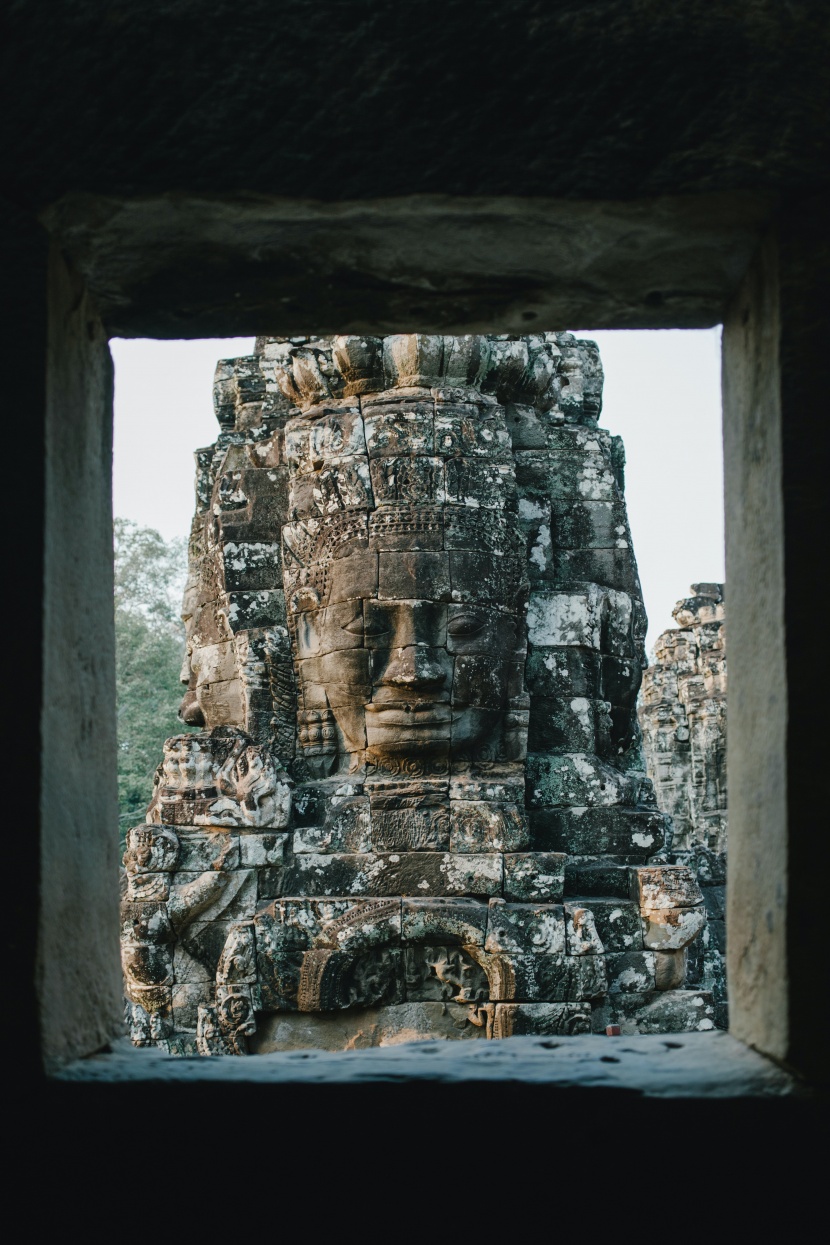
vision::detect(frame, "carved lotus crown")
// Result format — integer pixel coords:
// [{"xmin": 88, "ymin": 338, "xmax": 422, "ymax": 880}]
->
[{"xmin": 259, "ymin": 332, "xmax": 602, "ymax": 419}]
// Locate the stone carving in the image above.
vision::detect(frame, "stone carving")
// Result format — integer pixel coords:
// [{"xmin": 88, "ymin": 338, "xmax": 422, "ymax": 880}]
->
[
  {"xmin": 638, "ymin": 583, "xmax": 728, "ymax": 1026},
  {"xmin": 121, "ymin": 333, "xmax": 711, "ymax": 1054}
]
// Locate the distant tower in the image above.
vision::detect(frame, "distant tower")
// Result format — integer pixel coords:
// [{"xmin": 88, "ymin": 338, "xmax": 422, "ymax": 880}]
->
[{"xmin": 639, "ymin": 584, "xmax": 727, "ymax": 1026}]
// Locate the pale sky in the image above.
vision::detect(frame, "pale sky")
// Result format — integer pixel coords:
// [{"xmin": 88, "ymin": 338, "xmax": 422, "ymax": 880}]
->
[{"xmin": 111, "ymin": 328, "xmax": 724, "ymax": 650}]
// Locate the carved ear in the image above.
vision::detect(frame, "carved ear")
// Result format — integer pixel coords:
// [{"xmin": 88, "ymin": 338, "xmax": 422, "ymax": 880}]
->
[{"xmin": 290, "ymin": 587, "xmax": 321, "ymax": 614}]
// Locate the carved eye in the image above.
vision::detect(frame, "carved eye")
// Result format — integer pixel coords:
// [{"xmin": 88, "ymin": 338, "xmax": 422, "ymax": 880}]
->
[
  {"xmin": 447, "ymin": 613, "xmax": 487, "ymax": 637},
  {"xmin": 362, "ymin": 620, "xmax": 391, "ymax": 639},
  {"xmin": 342, "ymin": 615, "xmax": 365, "ymax": 636}
]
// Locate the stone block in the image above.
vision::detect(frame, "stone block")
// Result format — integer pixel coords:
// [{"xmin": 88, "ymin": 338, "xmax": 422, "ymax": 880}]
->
[
  {"xmin": 484, "ymin": 900, "xmax": 566, "ymax": 955},
  {"xmin": 368, "ymin": 505, "xmax": 444, "ymax": 551},
  {"xmin": 223, "ymin": 588, "xmax": 287, "ymax": 632},
  {"xmin": 449, "ymin": 801, "xmax": 529, "ymax": 852},
  {"xmin": 550, "ymin": 498, "xmax": 630, "ymax": 550},
  {"xmin": 591, "ymin": 990, "xmax": 716, "ymax": 1035},
  {"xmin": 601, "ymin": 654, "xmax": 642, "ymax": 706},
  {"xmin": 239, "ymin": 832, "xmax": 289, "ymax": 867},
  {"xmin": 378, "ymin": 551, "xmax": 452, "ymax": 601},
  {"xmin": 524, "ymin": 646, "xmax": 602, "ymax": 699},
  {"xmin": 443, "ymin": 458, "xmax": 515, "ymax": 509},
  {"xmin": 175, "ymin": 920, "xmax": 243, "ymax": 986},
  {"xmin": 530, "ymin": 806, "xmax": 664, "ymax": 856},
  {"xmin": 369, "ymin": 455, "xmax": 444, "ymax": 506},
  {"xmin": 545, "ymin": 454, "xmax": 617, "ymax": 502},
  {"xmin": 171, "ymin": 982, "xmax": 214, "ymax": 1031},
  {"xmin": 449, "ymin": 775, "xmax": 525, "ymax": 804},
  {"xmin": 371, "ymin": 804, "xmax": 451, "ymax": 851},
  {"xmin": 631, "ymin": 865, "xmax": 703, "ymax": 910},
  {"xmin": 294, "ymin": 796, "xmax": 372, "ymax": 854},
  {"xmin": 257, "ymin": 865, "xmax": 288, "ymax": 899},
  {"xmin": 401, "ymin": 897, "xmax": 489, "ymax": 946},
  {"xmin": 504, "ymin": 403, "xmax": 547, "ymax": 450},
  {"xmin": 363, "ymin": 404, "xmax": 434, "ymax": 457},
  {"xmin": 504, "ymin": 853, "xmax": 565, "ymax": 902},
  {"xmin": 563, "ymin": 860, "xmax": 633, "ymax": 899},
  {"xmin": 168, "ymin": 868, "xmax": 257, "ymax": 929},
  {"xmin": 281, "ymin": 851, "xmax": 503, "ymax": 898},
  {"xmin": 527, "ymin": 695, "xmax": 599, "ymax": 753},
  {"xmin": 434, "ymin": 407, "xmax": 512, "ymax": 459},
  {"xmin": 605, "ymin": 951, "xmax": 656, "ymax": 993},
  {"xmin": 313, "ymin": 897, "xmax": 402, "ymax": 953},
  {"xmin": 526, "ymin": 753, "xmax": 637, "ymax": 810},
  {"xmin": 324, "ymin": 553, "xmax": 379, "ymax": 604},
  {"xmin": 219, "ymin": 541, "xmax": 282, "ymax": 592},
  {"xmin": 483, "ymin": 951, "xmax": 607, "ymax": 1002},
  {"xmin": 654, "ymin": 949, "xmax": 688, "ymax": 990},
  {"xmin": 526, "ymin": 590, "xmax": 602, "ymax": 649},
  {"xmin": 191, "ymin": 639, "xmax": 239, "ymax": 685},
  {"xmin": 449, "ymin": 549, "xmax": 517, "ymax": 604},
  {"xmin": 553, "ymin": 548, "xmax": 641, "ymax": 596},
  {"xmin": 703, "ymin": 884, "xmax": 726, "ymax": 921},
  {"xmin": 564, "ymin": 904, "xmax": 604, "ymax": 954},
  {"xmin": 171, "ymin": 828, "xmax": 240, "ymax": 871},
  {"xmin": 492, "ymin": 1002, "xmax": 592, "ymax": 1037},
  {"xmin": 251, "ymin": 1001, "xmax": 490, "ymax": 1051},
  {"xmin": 575, "ymin": 898, "xmax": 643, "ymax": 951},
  {"xmin": 642, "ymin": 904, "xmax": 707, "ymax": 951}
]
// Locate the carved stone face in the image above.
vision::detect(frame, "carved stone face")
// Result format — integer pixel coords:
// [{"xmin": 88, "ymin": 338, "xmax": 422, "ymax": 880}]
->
[{"xmin": 292, "ymin": 534, "xmax": 526, "ymax": 770}]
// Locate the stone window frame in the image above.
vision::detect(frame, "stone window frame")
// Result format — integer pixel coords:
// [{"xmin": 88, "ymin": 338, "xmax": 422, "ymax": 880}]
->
[{"xmin": 32, "ymin": 191, "xmax": 822, "ymax": 1091}]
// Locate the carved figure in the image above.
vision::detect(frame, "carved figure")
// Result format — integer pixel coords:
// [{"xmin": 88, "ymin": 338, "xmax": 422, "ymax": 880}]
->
[{"xmin": 121, "ymin": 333, "xmax": 712, "ymax": 1054}]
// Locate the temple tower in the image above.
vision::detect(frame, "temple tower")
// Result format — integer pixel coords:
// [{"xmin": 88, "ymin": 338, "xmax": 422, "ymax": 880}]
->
[
  {"xmin": 120, "ymin": 334, "xmax": 714, "ymax": 1053},
  {"xmin": 639, "ymin": 584, "xmax": 728, "ymax": 1026}
]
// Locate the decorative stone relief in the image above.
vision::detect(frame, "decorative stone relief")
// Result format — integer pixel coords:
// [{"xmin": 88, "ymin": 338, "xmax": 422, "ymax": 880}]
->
[{"xmin": 121, "ymin": 333, "xmax": 711, "ymax": 1054}]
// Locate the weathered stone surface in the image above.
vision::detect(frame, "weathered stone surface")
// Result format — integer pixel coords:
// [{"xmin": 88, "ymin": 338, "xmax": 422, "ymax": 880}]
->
[
  {"xmin": 484, "ymin": 900, "xmax": 566, "ymax": 956},
  {"xmin": 503, "ymin": 853, "xmax": 565, "ymax": 902},
  {"xmin": 631, "ymin": 865, "xmax": 703, "ymax": 911},
  {"xmin": 492, "ymin": 1003, "xmax": 591, "ymax": 1038},
  {"xmin": 251, "ymin": 1002, "xmax": 491, "ymax": 1052},
  {"xmin": 564, "ymin": 904, "xmax": 604, "ymax": 955},
  {"xmin": 592, "ymin": 990, "xmax": 716, "ymax": 1035},
  {"xmin": 606, "ymin": 952, "xmax": 657, "ymax": 994},
  {"xmin": 530, "ymin": 807, "xmax": 664, "ymax": 856},
  {"xmin": 282, "ymin": 851, "xmax": 503, "ymax": 898},
  {"xmin": 575, "ymin": 899, "xmax": 643, "ymax": 952},
  {"xmin": 479, "ymin": 951, "xmax": 607, "ymax": 1002},
  {"xmin": 526, "ymin": 754, "xmax": 638, "ymax": 809},
  {"xmin": 401, "ymin": 898, "xmax": 488, "ymax": 946},
  {"xmin": 642, "ymin": 904, "xmax": 707, "ymax": 951}
]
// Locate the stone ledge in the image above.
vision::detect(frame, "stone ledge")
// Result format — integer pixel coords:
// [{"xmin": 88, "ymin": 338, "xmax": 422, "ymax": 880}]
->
[{"xmin": 54, "ymin": 1030, "xmax": 800, "ymax": 1098}]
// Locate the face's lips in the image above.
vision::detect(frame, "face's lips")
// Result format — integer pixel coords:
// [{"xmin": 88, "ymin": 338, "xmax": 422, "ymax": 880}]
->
[{"xmin": 364, "ymin": 701, "xmax": 452, "ymax": 727}]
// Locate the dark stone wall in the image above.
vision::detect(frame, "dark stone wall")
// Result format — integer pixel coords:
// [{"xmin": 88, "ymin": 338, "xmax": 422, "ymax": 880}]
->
[{"xmin": 3, "ymin": 2, "xmax": 828, "ymax": 207}]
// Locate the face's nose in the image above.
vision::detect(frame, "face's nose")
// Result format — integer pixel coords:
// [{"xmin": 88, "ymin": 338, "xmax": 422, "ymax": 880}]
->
[{"xmin": 380, "ymin": 645, "xmax": 449, "ymax": 691}]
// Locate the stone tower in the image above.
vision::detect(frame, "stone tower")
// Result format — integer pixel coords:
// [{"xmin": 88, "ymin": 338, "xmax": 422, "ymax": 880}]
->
[
  {"xmin": 120, "ymin": 334, "xmax": 714, "ymax": 1054},
  {"xmin": 639, "ymin": 584, "xmax": 728, "ymax": 1026}
]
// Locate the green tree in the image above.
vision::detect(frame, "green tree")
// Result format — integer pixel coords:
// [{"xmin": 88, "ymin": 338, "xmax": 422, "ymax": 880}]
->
[{"xmin": 114, "ymin": 518, "xmax": 191, "ymax": 839}]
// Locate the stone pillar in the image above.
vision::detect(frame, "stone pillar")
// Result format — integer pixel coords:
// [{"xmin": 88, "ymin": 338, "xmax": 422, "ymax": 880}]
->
[{"xmin": 723, "ymin": 194, "xmax": 829, "ymax": 1081}]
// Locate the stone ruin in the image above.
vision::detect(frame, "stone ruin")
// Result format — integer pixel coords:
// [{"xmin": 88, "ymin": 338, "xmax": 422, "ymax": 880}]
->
[
  {"xmin": 639, "ymin": 584, "xmax": 728, "ymax": 1027},
  {"xmin": 120, "ymin": 333, "xmax": 716, "ymax": 1054}
]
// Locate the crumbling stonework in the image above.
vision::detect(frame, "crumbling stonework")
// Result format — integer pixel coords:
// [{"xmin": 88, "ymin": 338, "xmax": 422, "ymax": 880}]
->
[
  {"xmin": 638, "ymin": 585, "xmax": 727, "ymax": 1027},
  {"xmin": 121, "ymin": 334, "xmax": 713, "ymax": 1054}
]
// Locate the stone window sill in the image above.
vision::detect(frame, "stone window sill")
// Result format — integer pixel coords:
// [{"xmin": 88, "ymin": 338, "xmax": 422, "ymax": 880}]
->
[{"xmin": 53, "ymin": 1030, "xmax": 799, "ymax": 1098}]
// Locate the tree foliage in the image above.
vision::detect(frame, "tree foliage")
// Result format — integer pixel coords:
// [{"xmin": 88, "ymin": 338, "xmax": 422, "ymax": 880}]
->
[{"xmin": 115, "ymin": 519, "xmax": 190, "ymax": 837}]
